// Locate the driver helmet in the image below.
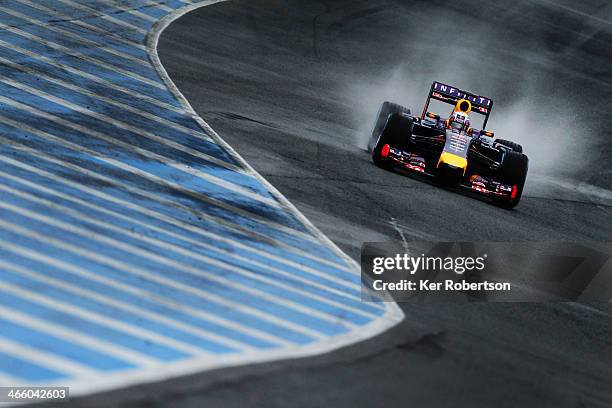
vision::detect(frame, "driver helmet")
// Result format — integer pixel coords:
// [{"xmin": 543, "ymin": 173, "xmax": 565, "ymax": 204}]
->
[{"xmin": 447, "ymin": 111, "xmax": 470, "ymax": 132}]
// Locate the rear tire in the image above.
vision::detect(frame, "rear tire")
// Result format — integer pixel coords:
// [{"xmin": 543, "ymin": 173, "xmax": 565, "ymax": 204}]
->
[
  {"xmin": 367, "ymin": 101, "xmax": 410, "ymax": 152},
  {"xmin": 493, "ymin": 151, "xmax": 528, "ymax": 208},
  {"xmin": 495, "ymin": 139, "xmax": 523, "ymax": 153},
  {"xmin": 371, "ymin": 113, "xmax": 414, "ymax": 165}
]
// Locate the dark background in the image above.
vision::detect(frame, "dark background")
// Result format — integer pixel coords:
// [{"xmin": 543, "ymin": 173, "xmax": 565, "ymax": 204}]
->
[{"xmin": 69, "ymin": 0, "xmax": 612, "ymax": 406}]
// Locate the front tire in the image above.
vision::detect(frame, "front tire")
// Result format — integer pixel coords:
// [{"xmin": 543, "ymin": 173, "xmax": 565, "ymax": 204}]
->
[
  {"xmin": 493, "ymin": 151, "xmax": 529, "ymax": 208},
  {"xmin": 367, "ymin": 101, "xmax": 410, "ymax": 152},
  {"xmin": 371, "ymin": 113, "xmax": 414, "ymax": 165}
]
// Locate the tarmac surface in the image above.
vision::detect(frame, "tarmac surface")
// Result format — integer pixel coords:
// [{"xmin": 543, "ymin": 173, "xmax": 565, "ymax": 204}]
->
[{"xmin": 69, "ymin": 0, "xmax": 612, "ymax": 406}]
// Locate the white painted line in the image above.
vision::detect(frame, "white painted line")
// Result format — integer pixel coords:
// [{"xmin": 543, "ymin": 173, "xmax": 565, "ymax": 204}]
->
[
  {"xmin": 32, "ymin": 312, "xmax": 405, "ymax": 398},
  {"xmin": 0, "ymin": 337, "xmax": 99, "ymax": 379},
  {"xmin": 0, "ymin": 374, "xmax": 25, "ymax": 387},
  {"xmin": 142, "ymin": 0, "xmax": 175, "ymax": 13},
  {"xmin": 0, "ymin": 5, "xmax": 150, "ymax": 67},
  {"xmin": 147, "ymin": 0, "xmax": 404, "ymax": 390},
  {"xmin": 0, "ymin": 306, "xmax": 158, "ymax": 368},
  {"xmin": 0, "ymin": 240, "xmax": 291, "ymax": 348},
  {"xmin": 0, "ymin": 282, "xmax": 208, "ymax": 358},
  {"xmin": 56, "ymin": 0, "xmax": 149, "ymax": 35},
  {"xmin": 0, "ymin": 198, "xmax": 366, "ymax": 327},
  {"xmin": 0, "ymin": 259, "xmax": 257, "ymax": 352},
  {"xmin": 0, "ymin": 22, "xmax": 165, "ymax": 90},
  {"xmin": 17, "ymin": 0, "xmax": 148, "ymax": 51},
  {"xmin": 0, "ymin": 219, "xmax": 329, "ymax": 342},
  {"xmin": 0, "ymin": 183, "xmax": 372, "ymax": 318},
  {"xmin": 95, "ymin": 0, "xmax": 159, "ymax": 23},
  {"xmin": 149, "ymin": 1, "xmax": 368, "ymax": 268}
]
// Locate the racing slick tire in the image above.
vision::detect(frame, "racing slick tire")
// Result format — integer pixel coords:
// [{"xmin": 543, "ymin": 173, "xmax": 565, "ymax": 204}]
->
[
  {"xmin": 367, "ymin": 101, "xmax": 410, "ymax": 152},
  {"xmin": 494, "ymin": 151, "xmax": 529, "ymax": 208},
  {"xmin": 495, "ymin": 139, "xmax": 523, "ymax": 153},
  {"xmin": 371, "ymin": 113, "xmax": 414, "ymax": 166}
]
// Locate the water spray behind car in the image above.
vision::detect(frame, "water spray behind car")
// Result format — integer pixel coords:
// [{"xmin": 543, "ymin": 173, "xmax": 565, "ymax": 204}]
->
[{"xmin": 342, "ymin": 5, "xmax": 607, "ymax": 203}]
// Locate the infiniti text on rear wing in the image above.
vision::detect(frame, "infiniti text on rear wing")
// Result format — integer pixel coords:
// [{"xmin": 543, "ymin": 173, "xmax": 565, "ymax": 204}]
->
[{"xmin": 422, "ymin": 81, "xmax": 494, "ymax": 129}]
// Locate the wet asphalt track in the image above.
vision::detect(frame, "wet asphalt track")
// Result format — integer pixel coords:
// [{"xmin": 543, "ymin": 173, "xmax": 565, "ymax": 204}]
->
[
  {"xmin": 70, "ymin": 0, "xmax": 611, "ymax": 407},
  {"xmin": 158, "ymin": 0, "xmax": 612, "ymax": 259}
]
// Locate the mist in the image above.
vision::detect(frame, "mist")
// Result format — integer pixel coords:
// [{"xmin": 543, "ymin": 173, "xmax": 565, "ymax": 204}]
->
[{"xmin": 341, "ymin": 1, "xmax": 609, "ymax": 202}]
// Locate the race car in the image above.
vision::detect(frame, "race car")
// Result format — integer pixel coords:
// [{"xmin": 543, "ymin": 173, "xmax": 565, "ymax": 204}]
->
[{"xmin": 367, "ymin": 81, "xmax": 528, "ymax": 208}]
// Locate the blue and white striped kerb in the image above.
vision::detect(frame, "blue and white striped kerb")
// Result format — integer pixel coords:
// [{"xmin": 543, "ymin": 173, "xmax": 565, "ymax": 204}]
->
[{"xmin": 0, "ymin": 0, "xmax": 402, "ymax": 395}]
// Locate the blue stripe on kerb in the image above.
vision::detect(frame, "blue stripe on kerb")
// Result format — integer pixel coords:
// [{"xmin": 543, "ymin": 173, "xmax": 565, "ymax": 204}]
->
[
  {"xmin": 0, "ymin": 352, "xmax": 68, "ymax": 382},
  {"xmin": 0, "ymin": 146, "xmax": 350, "ymax": 273},
  {"xmin": 0, "ymin": 210, "xmax": 353, "ymax": 336},
  {"xmin": 0, "ymin": 271, "xmax": 237, "ymax": 354},
  {"xmin": 0, "ymin": 318, "xmax": 136, "ymax": 371},
  {"xmin": 0, "ymin": 191, "xmax": 374, "ymax": 325},
  {"xmin": 0, "ymin": 246, "xmax": 279, "ymax": 349},
  {"xmin": 0, "ymin": 290, "xmax": 191, "ymax": 361},
  {"xmin": 0, "ymin": 0, "xmax": 391, "ymax": 388},
  {"xmin": 0, "ymin": 167, "xmax": 369, "ymax": 300},
  {"xmin": 0, "ymin": 226, "xmax": 316, "ymax": 345}
]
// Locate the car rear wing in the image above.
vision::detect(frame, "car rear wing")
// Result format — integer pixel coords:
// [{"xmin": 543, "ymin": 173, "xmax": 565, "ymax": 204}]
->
[{"xmin": 421, "ymin": 81, "xmax": 494, "ymax": 129}]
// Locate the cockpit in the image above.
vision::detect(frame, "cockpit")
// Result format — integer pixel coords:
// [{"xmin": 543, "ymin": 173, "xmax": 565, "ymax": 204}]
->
[
  {"xmin": 449, "ymin": 120, "xmax": 464, "ymax": 131},
  {"xmin": 447, "ymin": 112, "xmax": 470, "ymax": 133}
]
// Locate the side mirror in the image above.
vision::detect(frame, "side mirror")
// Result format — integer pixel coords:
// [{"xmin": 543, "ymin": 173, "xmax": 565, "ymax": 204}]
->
[
  {"xmin": 481, "ymin": 130, "xmax": 494, "ymax": 138},
  {"xmin": 425, "ymin": 111, "xmax": 440, "ymax": 120}
]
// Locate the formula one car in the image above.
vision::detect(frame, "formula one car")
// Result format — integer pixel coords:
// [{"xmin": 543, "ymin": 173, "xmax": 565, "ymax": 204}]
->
[{"xmin": 367, "ymin": 81, "xmax": 528, "ymax": 208}]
